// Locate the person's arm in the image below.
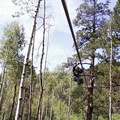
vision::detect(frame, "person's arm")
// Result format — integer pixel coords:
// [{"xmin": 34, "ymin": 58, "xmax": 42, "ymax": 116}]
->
[{"xmin": 73, "ymin": 64, "xmax": 77, "ymax": 72}]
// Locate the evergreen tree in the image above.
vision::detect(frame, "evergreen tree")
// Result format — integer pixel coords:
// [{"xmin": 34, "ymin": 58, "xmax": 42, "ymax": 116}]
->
[
  {"xmin": 73, "ymin": 0, "xmax": 110, "ymax": 58},
  {"xmin": 113, "ymin": 0, "xmax": 120, "ymax": 31},
  {"xmin": 73, "ymin": 0, "xmax": 111, "ymax": 119},
  {"xmin": 112, "ymin": 0, "xmax": 120, "ymax": 61}
]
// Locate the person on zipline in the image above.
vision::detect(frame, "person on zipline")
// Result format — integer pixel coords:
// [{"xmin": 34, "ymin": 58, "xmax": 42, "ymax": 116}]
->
[{"xmin": 73, "ymin": 64, "xmax": 83, "ymax": 85}]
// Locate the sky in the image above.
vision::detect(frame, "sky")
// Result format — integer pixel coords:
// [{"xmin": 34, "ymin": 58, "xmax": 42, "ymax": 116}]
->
[{"xmin": 0, "ymin": 0, "xmax": 118, "ymax": 72}]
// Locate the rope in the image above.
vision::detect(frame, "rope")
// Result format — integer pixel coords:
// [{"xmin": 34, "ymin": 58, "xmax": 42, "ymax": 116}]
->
[{"xmin": 61, "ymin": 0, "xmax": 87, "ymax": 86}]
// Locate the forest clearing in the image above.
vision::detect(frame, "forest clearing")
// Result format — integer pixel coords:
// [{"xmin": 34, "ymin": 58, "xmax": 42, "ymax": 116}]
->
[{"xmin": 0, "ymin": 0, "xmax": 120, "ymax": 120}]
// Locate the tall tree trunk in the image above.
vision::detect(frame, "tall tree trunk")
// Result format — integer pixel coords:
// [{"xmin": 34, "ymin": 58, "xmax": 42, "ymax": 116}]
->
[
  {"xmin": 15, "ymin": 0, "xmax": 42, "ymax": 119},
  {"xmin": 29, "ymin": 65, "xmax": 33, "ymax": 120},
  {"xmin": 87, "ymin": 0, "xmax": 96, "ymax": 120},
  {"xmin": 0, "ymin": 66, "xmax": 5, "ymax": 94},
  {"xmin": 36, "ymin": 0, "xmax": 46, "ymax": 119},
  {"xmin": 29, "ymin": 27, "xmax": 35, "ymax": 120},
  {"xmin": 9, "ymin": 83, "xmax": 17, "ymax": 120},
  {"xmin": 109, "ymin": 18, "xmax": 112, "ymax": 120},
  {"xmin": 87, "ymin": 56, "xmax": 94, "ymax": 120},
  {"xmin": 44, "ymin": 24, "xmax": 51, "ymax": 72},
  {"xmin": 0, "ymin": 65, "xmax": 6, "ymax": 107},
  {"xmin": 0, "ymin": 65, "xmax": 6, "ymax": 116}
]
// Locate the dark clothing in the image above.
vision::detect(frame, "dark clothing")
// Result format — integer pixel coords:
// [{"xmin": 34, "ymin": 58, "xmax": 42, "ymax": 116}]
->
[
  {"xmin": 73, "ymin": 65, "xmax": 83, "ymax": 85},
  {"xmin": 73, "ymin": 68, "xmax": 83, "ymax": 76},
  {"xmin": 74, "ymin": 76, "xmax": 83, "ymax": 85},
  {"xmin": 73, "ymin": 65, "xmax": 83, "ymax": 76}
]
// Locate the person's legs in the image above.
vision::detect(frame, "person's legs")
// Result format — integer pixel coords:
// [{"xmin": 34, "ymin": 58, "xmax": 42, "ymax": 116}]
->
[
  {"xmin": 77, "ymin": 77, "xmax": 83, "ymax": 85},
  {"xmin": 74, "ymin": 76, "xmax": 79, "ymax": 82}
]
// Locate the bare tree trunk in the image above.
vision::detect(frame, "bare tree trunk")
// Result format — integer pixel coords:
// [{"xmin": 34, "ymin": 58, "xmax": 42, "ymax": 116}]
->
[
  {"xmin": 29, "ymin": 28, "xmax": 36, "ymax": 120},
  {"xmin": 44, "ymin": 25, "xmax": 51, "ymax": 72},
  {"xmin": 29, "ymin": 66, "xmax": 33, "ymax": 120},
  {"xmin": 0, "ymin": 65, "xmax": 7, "ymax": 117},
  {"xmin": 42, "ymin": 21, "xmax": 51, "ymax": 120},
  {"xmin": 15, "ymin": 0, "xmax": 42, "ymax": 119},
  {"xmin": 42, "ymin": 24, "xmax": 51, "ymax": 120},
  {"xmin": 36, "ymin": 0, "xmax": 46, "ymax": 119},
  {"xmin": 9, "ymin": 83, "xmax": 17, "ymax": 120},
  {"xmin": 0, "ymin": 65, "xmax": 6, "ymax": 106},
  {"xmin": 109, "ymin": 18, "xmax": 112, "ymax": 120}
]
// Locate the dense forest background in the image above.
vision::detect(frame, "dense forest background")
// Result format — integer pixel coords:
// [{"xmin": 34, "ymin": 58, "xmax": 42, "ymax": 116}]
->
[{"xmin": 0, "ymin": 0, "xmax": 120, "ymax": 120}]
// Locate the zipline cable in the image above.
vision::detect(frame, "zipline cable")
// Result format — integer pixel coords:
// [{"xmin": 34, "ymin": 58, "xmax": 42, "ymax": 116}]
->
[{"xmin": 61, "ymin": 0, "xmax": 87, "ymax": 86}]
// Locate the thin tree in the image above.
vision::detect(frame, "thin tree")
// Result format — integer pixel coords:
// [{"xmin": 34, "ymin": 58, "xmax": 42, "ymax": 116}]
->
[
  {"xmin": 9, "ymin": 83, "xmax": 17, "ymax": 120},
  {"xmin": 44, "ymin": 24, "xmax": 51, "ymax": 72},
  {"xmin": 15, "ymin": 0, "xmax": 42, "ymax": 119},
  {"xmin": 41, "ymin": 24, "xmax": 51, "ymax": 120},
  {"xmin": 0, "ymin": 64, "xmax": 6, "ymax": 112},
  {"xmin": 43, "ymin": 33, "xmax": 50, "ymax": 119},
  {"xmin": 29, "ymin": 33, "xmax": 35, "ymax": 120},
  {"xmin": 109, "ymin": 17, "xmax": 113, "ymax": 120},
  {"xmin": 36, "ymin": 0, "xmax": 46, "ymax": 119}
]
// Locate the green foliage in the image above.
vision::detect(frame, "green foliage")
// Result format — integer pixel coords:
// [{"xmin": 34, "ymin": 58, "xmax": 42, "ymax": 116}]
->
[
  {"xmin": 112, "ymin": 114, "xmax": 120, "ymax": 120},
  {"xmin": 73, "ymin": 0, "xmax": 111, "ymax": 59},
  {"xmin": 111, "ymin": 0, "xmax": 120, "ymax": 62},
  {"xmin": 53, "ymin": 100, "xmax": 67, "ymax": 120},
  {"xmin": 71, "ymin": 1, "xmax": 120, "ymax": 119},
  {"xmin": 98, "ymin": 115, "xmax": 108, "ymax": 120},
  {"xmin": 0, "ymin": 21, "xmax": 25, "ymax": 64},
  {"xmin": 113, "ymin": 0, "xmax": 120, "ymax": 30},
  {"xmin": 94, "ymin": 61, "xmax": 120, "ymax": 118},
  {"xmin": 0, "ymin": 21, "xmax": 25, "ymax": 119},
  {"xmin": 0, "ymin": 21, "xmax": 25, "ymax": 81}
]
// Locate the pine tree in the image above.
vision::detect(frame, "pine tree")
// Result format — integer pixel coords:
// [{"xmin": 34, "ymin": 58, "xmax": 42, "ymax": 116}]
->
[
  {"xmin": 113, "ymin": 0, "xmax": 120, "ymax": 31},
  {"xmin": 73, "ymin": 0, "xmax": 110, "ymax": 56},
  {"xmin": 73, "ymin": 0, "xmax": 111, "ymax": 119}
]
